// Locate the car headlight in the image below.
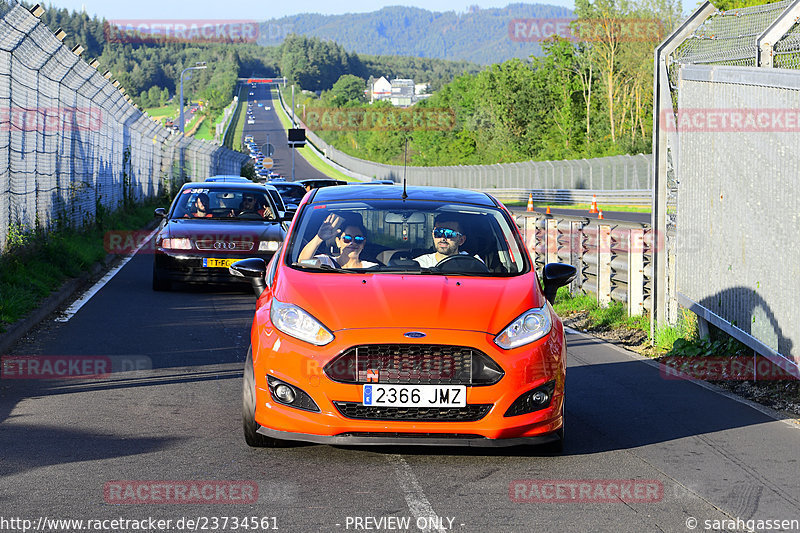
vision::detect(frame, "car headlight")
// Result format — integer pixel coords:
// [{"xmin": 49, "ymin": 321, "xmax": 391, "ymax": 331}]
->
[
  {"xmin": 258, "ymin": 240, "xmax": 280, "ymax": 251},
  {"xmin": 161, "ymin": 238, "xmax": 192, "ymax": 250},
  {"xmin": 270, "ymin": 299, "xmax": 334, "ymax": 346},
  {"xmin": 494, "ymin": 307, "xmax": 551, "ymax": 350}
]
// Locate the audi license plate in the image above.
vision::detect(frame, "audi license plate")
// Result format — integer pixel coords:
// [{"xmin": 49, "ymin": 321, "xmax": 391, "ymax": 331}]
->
[
  {"xmin": 362, "ymin": 385, "xmax": 466, "ymax": 407},
  {"xmin": 203, "ymin": 258, "xmax": 238, "ymax": 268}
]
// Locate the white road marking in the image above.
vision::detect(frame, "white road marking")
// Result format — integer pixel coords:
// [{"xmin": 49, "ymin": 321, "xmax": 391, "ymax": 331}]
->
[
  {"xmin": 386, "ymin": 454, "xmax": 446, "ymax": 533},
  {"xmin": 54, "ymin": 227, "xmax": 160, "ymax": 322}
]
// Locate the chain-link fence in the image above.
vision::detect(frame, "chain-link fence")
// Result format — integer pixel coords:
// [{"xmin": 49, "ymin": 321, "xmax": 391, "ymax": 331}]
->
[
  {"xmin": 654, "ymin": 0, "xmax": 800, "ymax": 376},
  {"xmin": 0, "ymin": 3, "xmax": 249, "ymax": 252},
  {"xmin": 276, "ymin": 88, "xmax": 653, "ymax": 190}
]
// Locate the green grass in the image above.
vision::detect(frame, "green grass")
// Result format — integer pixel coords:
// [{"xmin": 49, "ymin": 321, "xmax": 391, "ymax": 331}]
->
[
  {"xmin": 269, "ymin": 88, "xmax": 357, "ymax": 181},
  {"xmin": 228, "ymin": 85, "xmax": 247, "ymax": 151},
  {"xmin": 143, "ymin": 103, "xmax": 179, "ymax": 122},
  {"xmin": 553, "ymin": 286, "xmax": 649, "ymax": 332},
  {"xmin": 0, "ymin": 199, "xmax": 163, "ymax": 331}
]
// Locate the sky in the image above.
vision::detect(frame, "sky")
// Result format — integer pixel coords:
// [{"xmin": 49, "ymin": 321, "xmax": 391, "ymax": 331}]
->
[{"xmin": 48, "ymin": 0, "xmax": 575, "ymax": 20}]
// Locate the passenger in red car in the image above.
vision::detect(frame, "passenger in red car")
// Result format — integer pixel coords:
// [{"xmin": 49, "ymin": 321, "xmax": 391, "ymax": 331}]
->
[{"xmin": 298, "ymin": 213, "xmax": 377, "ymax": 269}]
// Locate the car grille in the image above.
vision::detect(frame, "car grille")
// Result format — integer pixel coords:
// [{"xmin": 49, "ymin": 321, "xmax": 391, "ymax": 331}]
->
[
  {"xmin": 324, "ymin": 345, "xmax": 504, "ymax": 386},
  {"xmin": 194, "ymin": 240, "xmax": 255, "ymax": 251},
  {"xmin": 332, "ymin": 402, "xmax": 492, "ymax": 422}
]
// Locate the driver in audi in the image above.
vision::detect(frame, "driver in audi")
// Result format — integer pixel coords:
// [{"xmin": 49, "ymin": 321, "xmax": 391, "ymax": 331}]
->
[{"xmin": 414, "ymin": 214, "xmax": 480, "ymax": 268}]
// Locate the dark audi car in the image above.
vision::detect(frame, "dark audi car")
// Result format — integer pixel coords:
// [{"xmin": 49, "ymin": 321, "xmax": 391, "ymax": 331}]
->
[{"xmin": 152, "ymin": 182, "xmax": 287, "ymax": 290}]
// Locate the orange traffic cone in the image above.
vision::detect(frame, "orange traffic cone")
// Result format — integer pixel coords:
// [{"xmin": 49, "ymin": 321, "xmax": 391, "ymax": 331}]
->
[
  {"xmin": 589, "ymin": 195, "xmax": 598, "ymax": 214},
  {"xmin": 598, "ymin": 210, "xmax": 604, "ymax": 220},
  {"xmin": 526, "ymin": 193, "xmax": 534, "ymax": 212},
  {"xmin": 546, "ymin": 206, "xmax": 551, "ymax": 214}
]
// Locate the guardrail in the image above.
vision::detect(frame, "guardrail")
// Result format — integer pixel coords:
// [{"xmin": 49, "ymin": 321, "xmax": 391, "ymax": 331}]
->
[
  {"xmin": 485, "ymin": 189, "xmax": 652, "ymax": 206},
  {"xmin": 515, "ymin": 212, "xmax": 654, "ymax": 315}
]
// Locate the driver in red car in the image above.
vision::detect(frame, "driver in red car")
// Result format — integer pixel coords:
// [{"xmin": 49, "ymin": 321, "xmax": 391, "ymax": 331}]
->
[{"xmin": 414, "ymin": 214, "xmax": 476, "ymax": 267}]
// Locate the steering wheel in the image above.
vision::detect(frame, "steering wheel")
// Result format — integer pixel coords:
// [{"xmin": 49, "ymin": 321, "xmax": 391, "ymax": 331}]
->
[{"xmin": 435, "ymin": 254, "xmax": 490, "ymax": 273}]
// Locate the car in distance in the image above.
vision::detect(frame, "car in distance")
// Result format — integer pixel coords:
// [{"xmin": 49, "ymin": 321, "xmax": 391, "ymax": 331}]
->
[
  {"xmin": 232, "ymin": 185, "xmax": 576, "ymax": 450},
  {"xmin": 205, "ymin": 176, "xmax": 251, "ymax": 183},
  {"xmin": 152, "ymin": 182, "xmax": 287, "ymax": 291},
  {"xmin": 267, "ymin": 181, "xmax": 306, "ymax": 212},
  {"xmin": 296, "ymin": 178, "xmax": 348, "ymax": 190}
]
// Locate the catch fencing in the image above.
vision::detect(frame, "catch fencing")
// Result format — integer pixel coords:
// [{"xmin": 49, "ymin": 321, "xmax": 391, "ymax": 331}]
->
[
  {"xmin": 0, "ymin": 2, "xmax": 248, "ymax": 253},
  {"xmin": 276, "ymin": 88, "xmax": 653, "ymax": 191},
  {"xmin": 654, "ymin": 0, "xmax": 800, "ymax": 376}
]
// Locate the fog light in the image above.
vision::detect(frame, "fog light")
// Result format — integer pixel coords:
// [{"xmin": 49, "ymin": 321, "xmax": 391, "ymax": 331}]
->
[
  {"xmin": 531, "ymin": 391, "xmax": 549, "ymax": 405},
  {"xmin": 504, "ymin": 380, "xmax": 556, "ymax": 417},
  {"xmin": 274, "ymin": 384, "xmax": 296, "ymax": 404}
]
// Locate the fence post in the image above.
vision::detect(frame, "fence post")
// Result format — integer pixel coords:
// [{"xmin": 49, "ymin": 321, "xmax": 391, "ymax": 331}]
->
[
  {"xmin": 628, "ymin": 228, "xmax": 644, "ymax": 316},
  {"xmin": 546, "ymin": 217, "xmax": 558, "ymax": 264},
  {"xmin": 570, "ymin": 220, "xmax": 583, "ymax": 295},
  {"xmin": 598, "ymin": 224, "xmax": 612, "ymax": 307}
]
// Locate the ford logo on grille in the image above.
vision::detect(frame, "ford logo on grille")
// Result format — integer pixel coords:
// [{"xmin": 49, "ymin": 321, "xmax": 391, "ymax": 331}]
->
[
  {"xmin": 213, "ymin": 241, "xmax": 236, "ymax": 250},
  {"xmin": 403, "ymin": 331, "xmax": 426, "ymax": 338}
]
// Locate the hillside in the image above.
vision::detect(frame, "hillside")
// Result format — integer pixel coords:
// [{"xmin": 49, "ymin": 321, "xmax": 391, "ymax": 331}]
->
[{"xmin": 259, "ymin": 4, "xmax": 575, "ymax": 65}]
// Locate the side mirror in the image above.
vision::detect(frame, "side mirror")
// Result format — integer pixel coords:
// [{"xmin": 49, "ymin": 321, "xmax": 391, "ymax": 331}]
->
[
  {"xmin": 229, "ymin": 258, "xmax": 267, "ymax": 297},
  {"xmin": 542, "ymin": 263, "xmax": 577, "ymax": 305},
  {"xmin": 154, "ymin": 208, "xmax": 167, "ymax": 219}
]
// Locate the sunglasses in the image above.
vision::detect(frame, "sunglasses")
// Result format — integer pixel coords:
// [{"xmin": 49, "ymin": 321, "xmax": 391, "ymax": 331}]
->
[
  {"xmin": 433, "ymin": 227, "xmax": 462, "ymax": 239},
  {"xmin": 340, "ymin": 234, "xmax": 365, "ymax": 244}
]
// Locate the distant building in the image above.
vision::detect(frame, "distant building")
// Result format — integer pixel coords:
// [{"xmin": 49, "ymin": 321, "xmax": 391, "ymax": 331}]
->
[
  {"xmin": 369, "ymin": 77, "xmax": 392, "ymax": 103},
  {"xmin": 369, "ymin": 77, "xmax": 431, "ymax": 106},
  {"xmin": 390, "ymin": 78, "xmax": 414, "ymax": 107}
]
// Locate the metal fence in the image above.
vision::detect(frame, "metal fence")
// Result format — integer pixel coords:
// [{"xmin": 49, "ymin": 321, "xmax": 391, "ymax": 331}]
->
[
  {"xmin": 654, "ymin": 0, "xmax": 800, "ymax": 377},
  {"xmin": 0, "ymin": 3, "xmax": 248, "ymax": 253},
  {"xmin": 275, "ymin": 87, "xmax": 653, "ymax": 190}
]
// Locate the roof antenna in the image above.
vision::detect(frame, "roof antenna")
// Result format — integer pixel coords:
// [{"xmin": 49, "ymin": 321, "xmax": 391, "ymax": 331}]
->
[{"xmin": 402, "ymin": 137, "xmax": 408, "ymax": 200}]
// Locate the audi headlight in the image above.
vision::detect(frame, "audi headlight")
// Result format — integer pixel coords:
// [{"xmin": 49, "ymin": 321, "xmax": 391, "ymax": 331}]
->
[
  {"xmin": 494, "ymin": 307, "xmax": 551, "ymax": 350},
  {"xmin": 270, "ymin": 299, "xmax": 334, "ymax": 346},
  {"xmin": 258, "ymin": 240, "xmax": 280, "ymax": 251},
  {"xmin": 161, "ymin": 238, "xmax": 192, "ymax": 250}
]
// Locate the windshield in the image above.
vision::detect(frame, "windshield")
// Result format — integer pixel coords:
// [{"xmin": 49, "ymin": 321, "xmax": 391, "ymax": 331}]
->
[
  {"xmin": 171, "ymin": 187, "xmax": 276, "ymax": 221},
  {"xmin": 286, "ymin": 200, "xmax": 527, "ymax": 275}
]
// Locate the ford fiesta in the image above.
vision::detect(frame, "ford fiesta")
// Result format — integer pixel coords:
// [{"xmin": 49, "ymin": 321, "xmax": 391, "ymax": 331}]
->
[
  {"xmin": 232, "ymin": 185, "xmax": 576, "ymax": 450},
  {"xmin": 152, "ymin": 182, "xmax": 287, "ymax": 291}
]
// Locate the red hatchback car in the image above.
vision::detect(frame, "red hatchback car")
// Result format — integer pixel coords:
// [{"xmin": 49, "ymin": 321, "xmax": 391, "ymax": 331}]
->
[{"xmin": 232, "ymin": 185, "xmax": 576, "ymax": 451}]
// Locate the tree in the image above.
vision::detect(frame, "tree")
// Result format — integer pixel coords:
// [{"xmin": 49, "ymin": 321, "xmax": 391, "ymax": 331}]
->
[{"xmin": 328, "ymin": 75, "xmax": 367, "ymax": 106}]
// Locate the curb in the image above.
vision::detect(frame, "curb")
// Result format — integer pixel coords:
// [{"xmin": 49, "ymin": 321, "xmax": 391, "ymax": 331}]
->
[{"xmin": 0, "ymin": 218, "xmax": 160, "ymax": 355}]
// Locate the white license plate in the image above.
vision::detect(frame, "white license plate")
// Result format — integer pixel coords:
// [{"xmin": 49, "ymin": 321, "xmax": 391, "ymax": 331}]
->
[{"xmin": 362, "ymin": 385, "xmax": 466, "ymax": 407}]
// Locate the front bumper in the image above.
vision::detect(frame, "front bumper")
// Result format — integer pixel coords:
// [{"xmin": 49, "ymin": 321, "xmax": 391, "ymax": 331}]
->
[
  {"xmin": 252, "ymin": 325, "xmax": 566, "ymax": 444},
  {"xmin": 154, "ymin": 250, "xmax": 273, "ymax": 284}
]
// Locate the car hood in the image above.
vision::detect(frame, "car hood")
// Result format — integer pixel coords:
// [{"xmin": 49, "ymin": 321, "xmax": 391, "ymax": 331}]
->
[
  {"xmin": 161, "ymin": 218, "xmax": 285, "ymax": 241},
  {"xmin": 275, "ymin": 269, "xmax": 543, "ymax": 334}
]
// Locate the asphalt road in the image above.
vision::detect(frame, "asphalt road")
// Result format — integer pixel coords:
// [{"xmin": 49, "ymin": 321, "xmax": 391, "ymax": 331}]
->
[
  {"xmin": 242, "ymin": 84, "xmax": 329, "ymax": 182},
  {"xmin": 1, "ymin": 237, "xmax": 798, "ymax": 532}
]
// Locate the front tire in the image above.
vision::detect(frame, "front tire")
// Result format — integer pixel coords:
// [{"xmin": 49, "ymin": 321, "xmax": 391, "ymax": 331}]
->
[{"xmin": 242, "ymin": 347, "xmax": 285, "ymax": 447}]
